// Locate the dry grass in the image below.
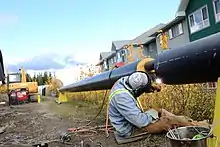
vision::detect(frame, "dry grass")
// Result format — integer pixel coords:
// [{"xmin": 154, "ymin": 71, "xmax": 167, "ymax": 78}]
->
[
  {"xmin": 48, "ymin": 98, "xmax": 106, "ymax": 125},
  {"xmin": 66, "ymin": 84, "xmax": 215, "ymax": 122}
]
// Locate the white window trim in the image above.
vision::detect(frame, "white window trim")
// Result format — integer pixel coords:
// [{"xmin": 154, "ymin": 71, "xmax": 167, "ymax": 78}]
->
[
  {"xmin": 168, "ymin": 23, "xmax": 184, "ymax": 40},
  {"xmin": 213, "ymin": 0, "xmax": 220, "ymax": 23},
  {"xmin": 117, "ymin": 52, "xmax": 121, "ymax": 59},
  {"xmin": 116, "ymin": 52, "xmax": 122, "ymax": 62},
  {"xmin": 188, "ymin": 5, "xmax": 210, "ymax": 34},
  {"xmin": 103, "ymin": 60, "xmax": 108, "ymax": 70},
  {"xmin": 168, "ymin": 29, "xmax": 173, "ymax": 39}
]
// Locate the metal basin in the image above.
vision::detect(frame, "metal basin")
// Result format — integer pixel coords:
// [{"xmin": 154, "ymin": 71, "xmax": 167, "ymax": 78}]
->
[{"xmin": 166, "ymin": 126, "xmax": 211, "ymax": 147}]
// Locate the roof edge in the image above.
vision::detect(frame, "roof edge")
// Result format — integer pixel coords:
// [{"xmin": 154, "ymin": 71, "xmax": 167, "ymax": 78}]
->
[
  {"xmin": 149, "ymin": 16, "xmax": 185, "ymax": 37},
  {"xmin": 175, "ymin": 11, "xmax": 186, "ymax": 17},
  {"xmin": 176, "ymin": 0, "xmax": 189, "ymax": 15}
]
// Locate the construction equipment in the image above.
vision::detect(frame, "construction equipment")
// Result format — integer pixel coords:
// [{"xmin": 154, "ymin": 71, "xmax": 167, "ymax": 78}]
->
[
  {"xmin": 8, "ymin": 87, "xmax": 30, "ymax": 105},
  {"xmin": 6, "ymin": 67, "xmax": 38, "ymax": 104},
  {"xmin": 0, "ymin": 49, "xmax": 38, "ymax": 104}
]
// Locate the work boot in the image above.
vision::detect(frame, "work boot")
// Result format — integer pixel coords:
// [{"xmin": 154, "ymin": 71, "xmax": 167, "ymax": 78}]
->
[{"xmin": 131, "ymin": 127, "xmax": 146, "ymax": 136}]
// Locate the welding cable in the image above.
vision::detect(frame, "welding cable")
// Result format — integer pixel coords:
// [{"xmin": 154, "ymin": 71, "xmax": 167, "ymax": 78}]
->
[
  {"xmin": 105, "ymin": 66, "xmax": 119, "ymax": 137},
  {"xmin": 86, "ymin": 66, "xmax": 116, "ymax": 126}
]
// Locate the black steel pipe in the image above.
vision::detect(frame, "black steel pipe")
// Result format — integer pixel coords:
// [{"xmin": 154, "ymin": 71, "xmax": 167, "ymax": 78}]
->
[
  {"xmin": 59, "ymin": 61, "xmax": 139, "ymax": 92},
  {"xmin": 59, "ymin": 32, "xmax": 220, "ymax": 92},
  {"xmin": 155, "ymin": 32, "xmax": 220, "ymax": 84},
  {"xmin": 0, "ymin": 50, "xmax": 5, "ymax": 83}
]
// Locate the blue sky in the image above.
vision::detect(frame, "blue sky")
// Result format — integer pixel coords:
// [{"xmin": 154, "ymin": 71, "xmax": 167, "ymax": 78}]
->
[{"xmin": 0, "ymin": 0, "xmax": 180, "ymax": 84}]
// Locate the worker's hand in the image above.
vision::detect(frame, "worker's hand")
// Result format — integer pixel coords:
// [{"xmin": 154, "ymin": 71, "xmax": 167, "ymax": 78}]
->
[{"xmin": 160, "ymin": 109, "xmax": 175, "ymax": 117}]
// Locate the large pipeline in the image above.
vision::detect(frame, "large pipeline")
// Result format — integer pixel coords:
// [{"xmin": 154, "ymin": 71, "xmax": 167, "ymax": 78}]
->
[
  {"xmin": 153, "ymin": 32, "xmax": 220, "ymax": 84},
  {"xmin": 0, "ymin": 50, "xmax": 5, "ymax": 83},
  {"xmin": 59, "ymin": 61, "xmax": 141, "ymax": 92},
  {"xmin": 59, "ymin": 32, "xmax": 220, "ymax": 92}
]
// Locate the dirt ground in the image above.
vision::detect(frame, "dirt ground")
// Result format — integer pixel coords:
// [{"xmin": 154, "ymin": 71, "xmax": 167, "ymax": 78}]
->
[{"xmin": 0, "ymin": 95, "xmax": 169, "ymax": 147}]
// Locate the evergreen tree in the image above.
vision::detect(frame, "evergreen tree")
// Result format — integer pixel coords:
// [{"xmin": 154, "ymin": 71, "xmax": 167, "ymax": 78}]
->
[
  {"xmin": 49, "ymin": 72, "xmax": 52, "ymax": 78},
  {"xmin": 26, "ymin": 73, "xmax": 32, "ymax": 82},
  {"xmin": 37, "ymin": 72, "xmax": 44, "ymax": 85},
  {"xmin": 26, "ymin": 71, "xmax": 59, "ymax": 86},
  {"xmin": 43, "ymin": 71, "xmax": 48, "ymax": 84},
  {"xmin": 48, "ymin": 72, "xmax": 52, "ymax": 81},
  {"xmin": 33, "ymin": 73, "xmax": 37, "ymax": 82},
  {"xmin": 53, "ymin": 72, "xmax": 56, "ymax": 78}
]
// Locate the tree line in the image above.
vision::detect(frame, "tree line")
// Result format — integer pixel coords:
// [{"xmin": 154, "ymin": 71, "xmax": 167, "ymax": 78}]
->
[{"xmin": 26, "ymin": 71, "xmax": 55, "ymax": 86}]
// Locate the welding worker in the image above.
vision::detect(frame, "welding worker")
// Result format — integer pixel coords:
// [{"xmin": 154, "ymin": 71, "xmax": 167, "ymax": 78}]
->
[{"xmin": 108, "ymin": 71, "xmax": 191, "ymax": 138}]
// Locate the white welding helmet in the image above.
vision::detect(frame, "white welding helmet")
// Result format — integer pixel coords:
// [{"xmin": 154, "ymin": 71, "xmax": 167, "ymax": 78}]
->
[{"xmin": 125, "ymin": 71, "xmax": 151, "ymax": 97}]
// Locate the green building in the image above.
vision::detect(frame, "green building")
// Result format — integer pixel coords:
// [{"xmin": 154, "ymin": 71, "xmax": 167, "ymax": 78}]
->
[{"xmin": 177, "ymin": 0, "xmax": 220, "ymax": 41}]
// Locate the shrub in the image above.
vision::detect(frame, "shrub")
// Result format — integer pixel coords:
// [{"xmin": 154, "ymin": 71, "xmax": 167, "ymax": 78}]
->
[
  {"xmin": 139, "ymin": 84, "xmax": 215, "ymax": 122},
  {"xmin": 0, "ymin": 85, "xmax": 7, "ymax": 93},
  {"xmin": 65, "ymin": 65, "xmax": 216, "ymax": 122},
  {"xmin": 66, "ymin": 84, "xmax": 215, "ymax": 122}
]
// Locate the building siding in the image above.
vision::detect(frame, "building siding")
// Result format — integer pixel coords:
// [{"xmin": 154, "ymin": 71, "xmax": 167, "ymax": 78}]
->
[
  {"xmin": 111, "ymin": 43, "xmax": 117, "ymax": 51},
  {"xmin": 129, "ymin": 47, "xmax": 140, "ymax": 62},
  {"xmin": 186, "ymin": 0, "xmax": 220, "ymax": 41},
  {"xmin": 107, "ymin": 55, "xmax": 117, "ymax": 69},
  {"xmin": 156, "ymin": 19, "xmax": 190, "ymax": 53},
  {"xmin": 125, "ymin": 44, "xmax": 157, "ymax": 62},
  {"xmin": 143, "ymin": 41, "xmax": 158, "ymax": 59}
]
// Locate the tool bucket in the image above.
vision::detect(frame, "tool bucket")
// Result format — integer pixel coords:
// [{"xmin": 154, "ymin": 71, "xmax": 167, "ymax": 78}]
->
[{"xmin": 166, "ymin": 126, "xmax": 211, "ymax": 147}]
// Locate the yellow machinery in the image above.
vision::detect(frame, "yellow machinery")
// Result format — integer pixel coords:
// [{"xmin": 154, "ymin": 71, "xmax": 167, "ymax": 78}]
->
[{"xmin": 7, "ymin": 67, "xmax": 38, "ymax": 97}]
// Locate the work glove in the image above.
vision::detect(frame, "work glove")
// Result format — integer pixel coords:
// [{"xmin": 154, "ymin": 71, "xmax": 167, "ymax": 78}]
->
[{"xmin": 145, "ymin": 109, "xmax": 159, "ymax": 121}]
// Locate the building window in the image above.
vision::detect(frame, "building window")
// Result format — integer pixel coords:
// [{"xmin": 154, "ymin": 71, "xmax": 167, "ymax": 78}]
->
[
  {"xmin": 213, "ymin": 0, "xmax": 220, "ymax": 22},
  {"xmin": 148, "ymin": 44, "xmax": 154, "ymax": 53},
  {"xmin": 116, "ymin": 52, "xmax": 122, "ymax": 63},
  {"xmin": 111, "ymin": 58, "xmax": 114, "ymax": 64},
  {"xmin": 188, "ymin": 5, "xmax": 210, "ymax": 34},
  {"xmin": 121, "ymin": 49, "xmax": 126, "ymax": 62},
  {"xmin": 168, "ymin": 23, "xmax": 183, "ymax": 39},
  {"xmin": 113, "ymin": 56, "xmax": 116, "ymax": 63},
  {"xmin": 103, "ymin": 60, "xmax": 108, "ymax": 70},
  {"xmin": 124, "ymin": 49, "xmax": 129, "ymax": 57}
]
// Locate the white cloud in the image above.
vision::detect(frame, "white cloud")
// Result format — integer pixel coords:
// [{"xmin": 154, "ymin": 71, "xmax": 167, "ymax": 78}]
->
[
  {"xmin": 74, "ymin": 52, "xmax": 99, "ymax": 64},
  {"xmin": 2, "ymin": 40, "xmax": 107, "ymax": 86},
  {"xmin": 55, "ymin": 64, "xmax": 100, "ymax": 86},
  {"xmin": 55, "ymin": 65, "xmax": 81, "ymax": 86},
  {"xmin": 26, "ymin": 63, "xmax": 100, "ymax": 86}
]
